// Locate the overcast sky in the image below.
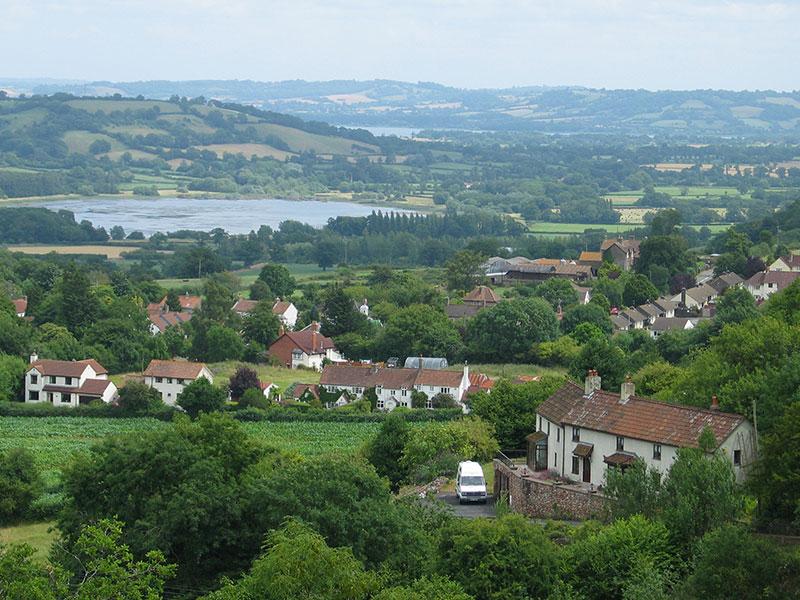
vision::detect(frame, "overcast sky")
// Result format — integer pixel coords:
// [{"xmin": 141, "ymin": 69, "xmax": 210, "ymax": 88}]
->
[{"xmin": 1, "ymin": 0, "xmax": 797, "ymax": 90}]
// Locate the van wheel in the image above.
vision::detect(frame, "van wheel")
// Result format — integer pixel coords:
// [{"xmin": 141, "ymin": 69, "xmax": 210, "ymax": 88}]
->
[{"xmin": 458, "ymin": 498, "xmax": 465, "ymax": 505}]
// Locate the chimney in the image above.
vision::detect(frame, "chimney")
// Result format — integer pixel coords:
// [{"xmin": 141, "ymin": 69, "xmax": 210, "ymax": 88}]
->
[
  {"xmin": 584, "ymin": 369, "xmax": 601, "ymax": 396},
  {"xmin": 278, "ymin": 325, "xmax": 285, "ymax": 337},
  {"xmin": 311, "ymin": 322, "xmax": 319, "ymax": 350},
  {"xmin": 463, "ymin": 361, "xmax": 469, "ymax": 384},
  {"xmin": 620, "ymin": 376, "xmax": 635, "ymax": 404},
  {"xmin": 710, "ymin": 394, "xmax": 719, "ymax": 410},
  {"xmin": 29, "ymin": 350, "xmax": 38, "ymax": 364},
  {"xmin": 681, "ymin": 288, "xmax": 687, "ymax": 307}
]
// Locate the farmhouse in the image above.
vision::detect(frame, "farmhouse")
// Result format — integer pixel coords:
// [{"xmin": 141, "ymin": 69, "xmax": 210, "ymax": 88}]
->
[
  {"xmin": 528, "ymin": 372, "xmax": 756, "ymax": 487},
  {"xmin": 483, "ymin": 256, "xmax": 593, "ymax": 285},
  {"xmin": 319, "ymin": 362, "xmax": 473, "ymax": 411},
  {"xmin": 232, "ymin": 297, "xmax": 298, "ymax": 329},
  {"xmin": 143, "ymin": 359, "xmax": 213, "ymax": 405},
  {"xmin": 24, "ymin": 353, "xmax": 116, "ymax": 407},
  {"xmin": 600, "ymin": 238, "xmax": 640, "ymax": 271},
  {"xmin": 268, "ymin": 322, "xmax": 343, "ymax": 370}
]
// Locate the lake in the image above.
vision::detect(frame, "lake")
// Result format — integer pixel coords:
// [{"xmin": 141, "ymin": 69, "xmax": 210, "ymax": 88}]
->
[{"xmin": 22, "ymin": 197, "xmax": 411, "ymax": 236}]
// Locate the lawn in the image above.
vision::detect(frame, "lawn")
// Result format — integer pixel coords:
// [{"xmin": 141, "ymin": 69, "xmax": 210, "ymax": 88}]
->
[
  {"xmin": 0, "ymin": 416, "xmax": 379, "ymax": 475},
  {"xmin": 0, "ymin": 521, "xmax": 58, "ymax": 562},
  {"xmin": 207, "ymin": 361, "xmax": 320, "ymax": 390},
  {"xmin": 4, "ymin": 244, "xmax": 140, "ymax": 259},
  {"xmin": 457, "ymin": 364, "xmax": 567, "ymax": 380}
]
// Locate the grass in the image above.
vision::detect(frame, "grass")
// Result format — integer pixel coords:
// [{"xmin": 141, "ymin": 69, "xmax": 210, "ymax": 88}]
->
[
  {"xmin": 207, "ymin": 361, "xmax": 320, "ymax": 391},
  {"xmin": 456, "ymin": 364, "xmax": 567, "ymax": 380},
  {"xmin": 198, "ymin": 143, "xmax": 293, "ymax": 161},
  {"xmin": 527, "ymin": 222, "xmax": 642, "ymax": 235},
  {"xmin": 65, "ymin": 99, "xmax": 181, "ymax": 114},
  {"xmin": 4, "ymin": 245, "xmax": 140, "ymax": 258},
  {"xmin": 241, "ymin": 123, "xmax": 379, "ymax": 156},
  {"xmin": 0, "ymin": 416, "xmax": 380, "ymax": 475},
  {"xmin": 0, "ymin": 521, "xmax": 58, "ymax": 562},
  {"xmin": 62, "ymin": 131, "xmax": 125, "ymax": 154}
]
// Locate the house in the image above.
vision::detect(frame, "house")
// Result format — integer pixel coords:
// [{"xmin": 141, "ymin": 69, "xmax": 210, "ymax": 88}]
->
[
  {"xmin": 445, "ymin": 303, "xmax": 483, "ymax": 320},
  {"xmin": 272, "ymin": 298, "xmax": 298, "ymax": 329},
  {"xmin": 268, "ymin": 322, "xmax": 343, "ymax": 370},
  {"xmin": 634, "ymin": 303, "xmax": 662, "ymax": 325},
  {"xmin": 652, "ymin": 297, "xmax": 677, "ymax": 318},
  {"xmin": 769, "ymin": 254, "xmax": 800, "ymax": 272},
  {"xmin": 745, "ymin": 270, "xmax": 800, "ymax": 301},
  {"xmin": 446, "ymin": 286, "xmax": 500, "ymax": 319},
  {"xmin": 572, "ymin": 284, "xmax": 592, "ymax": 305},
  {"xmin": 467, "ymin": 372, "xmax": 495, "ymax": 395},
  {"xmin": 232, "ymin": 298, "xmax": 259, "ymax": 317},
  {"xmin": 285, "ymin": 382, "xmax": 321, "ymax": 403},
  {"xmin": 24, "ymin": 353, "xmax": 116, "ymax": 407},
  {"xmin": 259, "ymin": 381, "xmax": 279, "ymax": 400},
  {"xmin": 577, "ymin": 251, "xmax": 604, "ymax": 272},
  {"xmin": 611, "ymin": 314, "xmax": 633, "ymax": 332},
  {"xmin": 358, "ymin": 299, "xmax": 369, "ymax": 317},
  {"xmin": 177, "ymin": 294, "xmax": 202, "ymax": 314},
  {"xmin": 148, "ymin": 310, "xmax": 192, "ymax": 334},
  {"xmin": 12, "ymin": 296, "xmax": 27, "ymax": 318},
  {"xmin": 528, "ymin": 371, "xmax": 756, "ymax": 486},
  {"xmin": 649, "ymin": 317, "xmax": 701, "ymax": 338},
  {"xmin": 620, "ymin": 308, "xmax": 647, "ymax": 329},
  {"xmin": 672, "ymin": 283, "xmax": 717, "ymax": 309},
  {"xmin": 143, "ymin": 359, "xmax": 213, "ymax": 405},
  {"xmin": 708, "ymin": 272, "xmax": 744, "ymax": 295},
  {"xmin": 319, "ymin": 363, "xmax": 473, "ymax": 412},
  {"xmin": 600, "ymin": 238, "xmax": 640, "ymax": 271}
]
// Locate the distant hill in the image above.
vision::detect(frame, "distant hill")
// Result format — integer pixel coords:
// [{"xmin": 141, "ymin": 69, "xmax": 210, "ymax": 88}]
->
[{"xmin": 4, "ymin": 78, "xmax": 800, "ymax": 137}]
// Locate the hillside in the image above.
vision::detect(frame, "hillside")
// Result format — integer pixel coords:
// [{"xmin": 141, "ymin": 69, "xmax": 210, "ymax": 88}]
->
[{"xmin": 6, "ymin": 78, "xmax": 800, "ymax": 136}]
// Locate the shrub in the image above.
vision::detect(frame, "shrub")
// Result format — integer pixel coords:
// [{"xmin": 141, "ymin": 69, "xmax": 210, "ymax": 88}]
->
[{"xmin": 0, "ymin": 448, "xmax": 42, "ymax": 523}]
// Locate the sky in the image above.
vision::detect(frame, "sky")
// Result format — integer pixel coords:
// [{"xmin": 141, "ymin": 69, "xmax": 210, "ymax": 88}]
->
[{"xmin": 1, "ymin": 0, "xmax": 798, "ymax": 90}]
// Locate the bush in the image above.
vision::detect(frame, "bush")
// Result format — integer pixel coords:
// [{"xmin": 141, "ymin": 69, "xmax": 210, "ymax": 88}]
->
[
  {"xmin": 0, "ymin": 448, "xmax": 42, "ymax": 523},
  {"xmin": 239, "ymin": 387, "xmax": 270, "ymax": 410},
  {"xmin": 117, "ymin": 381, "xmax": 163, "ymax": 412},
  {"xmin": 365, "ymin": 414, "xmax": 411, "ymax": 491},
  {"xmin": 178, "ymin": 378, "xmax": 227, "ymax": 418},
  {"xmin": 0, "ymin": 401, "xmax": 175, "ymax": 420}
]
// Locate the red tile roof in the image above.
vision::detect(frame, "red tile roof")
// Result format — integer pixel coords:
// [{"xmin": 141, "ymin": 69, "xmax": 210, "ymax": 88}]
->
[
  {"xmin": 463, "ymin": 286, "xmax": 500, "ymax": 305},
  {"xmin": 143, "ymin": 359, "xmax": 208, "ymax": 379},
  {"xmin": 275, "ymin": 323, "xmax": 336, "ymax": 355},
  {"xmin": 28, "ymin": 358, "xmax": 108, "ymax": 377},
  {"xmin": 776, "ymin": 254, "xmax": 800, "ymax": 269},
  {"xmin": 578, "ymin": 251, "xmax": 603, "ymax": 263},
  {"xmin": 320, "ymin": 364, "xmax": 466, "ymax": 394},
  {"xmin": 272, "ymin": 300, "xmax": 293, "ymax": 315},
  {"xmin": 178, "ymin": 295, "xmax": 202, "ymax": 311},
  {"xmin": 12, "ymin": 297, "xmax": 27, "ymax": 315},
  {"xmin": 232, "ymin": 298, "xmax": 259, "ymax": 314},
  {"xmin": 148, "ymin": 311, "xmax": 192, "ymax": 333},
  {"xmin": 538, "ymin": 381, "xmax": 745, "ymax": 449}
]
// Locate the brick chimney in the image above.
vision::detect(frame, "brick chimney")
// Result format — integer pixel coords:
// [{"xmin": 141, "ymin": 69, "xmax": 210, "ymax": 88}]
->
[
  {"xmin": 584, "ymin": 369, "xmax": 601, "ymax": 396},
  {"xmin": 620, "ymin": 376, "xmax": 635, "ymax": 404},
  {"xmin": 311, "ymin": 321, "xmax": 320, "ymax": 350},
  {"xmin": 278, "ymin": 325, "xmax": 285, "ymax": 337},
  {"xmin": 417, "ymin": 354, "xmax": 423, "ymax": 370},
  {"xmin": 29, "ymin": 350, "xmax": 38, "ymax": 364},
  {"xmin": 710, "ymin": 394, "xmax": 719, "ymax": 410}
]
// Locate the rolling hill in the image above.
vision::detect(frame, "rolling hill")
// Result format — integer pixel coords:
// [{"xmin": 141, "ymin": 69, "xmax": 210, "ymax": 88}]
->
[{"xmin": 4, "ymin": 78, "xmax": 800, "ymax": 137}]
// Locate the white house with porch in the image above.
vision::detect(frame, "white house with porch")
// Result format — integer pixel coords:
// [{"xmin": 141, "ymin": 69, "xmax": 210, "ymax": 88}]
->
[
  {"xmin": 527, "ymin": 371, "xmax": 756, "ymax": 487},
  {"xmin": 25, "ymin": 353, "xmax": 117, "ymax": 407}
]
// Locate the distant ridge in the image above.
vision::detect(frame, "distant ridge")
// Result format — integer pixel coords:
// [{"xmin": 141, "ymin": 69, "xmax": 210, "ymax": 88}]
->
[{"xmin": 2, "ymin": 78, "xmax": 799, "ymax": 136}]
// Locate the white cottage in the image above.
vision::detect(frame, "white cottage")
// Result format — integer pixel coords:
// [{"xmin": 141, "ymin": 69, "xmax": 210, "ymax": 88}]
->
[
  {"xmin": 143, "ymin": 359, "xmax": 214, "ymax": 405},
  {"xmin": 528, "ymin": 371, "xmax": 756, "ymax": 486},
  {"xmin": 24, "ymin": 354, "xmax": 117, "ymax": 407}
]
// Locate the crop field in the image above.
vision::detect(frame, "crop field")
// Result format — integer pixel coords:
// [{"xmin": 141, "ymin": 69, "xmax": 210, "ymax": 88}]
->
[
  {"xmin": 0, "ymin": 416, "xmax": 380, "ymax": 474},
  {"xmin": 527, "ymin": 222, "xmax": 642, "ymax": 234},
  {"xmin": 4, "ymin": 244, "xmax": 140, "ymax": 258},
  {"xmin": 198, "ymin": 143, "xmax": 293, "ymax": 161}
]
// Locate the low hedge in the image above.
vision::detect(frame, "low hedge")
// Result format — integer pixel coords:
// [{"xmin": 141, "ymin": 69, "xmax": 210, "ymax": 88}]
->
[
  {"xmin": 229, "ymin": 406, "xmax": 464, "ymax": 423},
  {"xmin": 0, "ymin": 401, "xmax": 176, "ymax": 421}
]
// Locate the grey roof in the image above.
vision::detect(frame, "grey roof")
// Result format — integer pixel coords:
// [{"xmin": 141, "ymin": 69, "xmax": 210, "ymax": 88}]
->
[
  {"xmin": 636, "ymin": 304, "xmax": 662, "ymax": 319},
  {"xmin": 651, "ymin": 317, "xmax": 697, "ymax": 331},
  {"xmin": 445, "ymin": 304, "xmax": 482, "ymax": 319},
  {"xmin": 622, "ymin": 308, "xmax": 647, "ymax": 323},
  {"xmin": 612, "ymin": 314, "xmax": 632, "ymax": 330},
  {"xmin": 653, "ymin": 298, "xmax": 678, "ymax": 312},
  {"xmin": 708, "ymin": 272, "xmax": 744, "ymax": 293},
  {"xmin": 403, "ymin": 357, "xmax": 449, "ymax": 370}
]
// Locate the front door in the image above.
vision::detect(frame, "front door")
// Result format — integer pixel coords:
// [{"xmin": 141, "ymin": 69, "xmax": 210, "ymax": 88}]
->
[{"xmin": 582, "ymin": 457, "xmax": 591, "ymax": 483}]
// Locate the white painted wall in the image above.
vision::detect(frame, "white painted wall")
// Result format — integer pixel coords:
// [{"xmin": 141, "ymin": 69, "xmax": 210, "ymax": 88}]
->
[{"xmin": 145, "ymin": 367, "xmax": 214, "ymax": 406}]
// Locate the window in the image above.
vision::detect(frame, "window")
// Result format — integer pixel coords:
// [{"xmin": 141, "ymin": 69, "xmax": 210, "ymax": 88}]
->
[
  {"xmin": 572, "ymin": 456, "xmax": 580, "ymax": 475},
  {"xmin": 425, "ymin": 397, "xmax": 433, "ymax": 410},
  {"xmin": 572, "ymin": 427, "xmax": 580, "ymax": 442},
  {"xmin": 155, "ymin": 377, "xmax": 163, "ymax": 383},
  {"xmin": 167, "ymin": 378, "xmax": 173, "ymax": 384},
  {"xmin": 60, "ymin": 394, "xmax": 70, "ymax": 403},
  {"xmin": 653, "ymin": 444, "xmax": 662, "ymax": 460},
  {"xmin": 440, "ymin": 387, "xmax": 448, "ymax": 394},
  {"xmin": 177, "ymin": 378, "xmax": 184, "ymax": 385},
  {"xmin": 30, "ymin": 374, "xmax": 38, "ymax": 385},
  {"xmin": 49, "ymin": 376, "xmax": 56, "ymax": 384},
  {"xmin": 616, "ymin": 436, "xmax": 625, "ymax": 451},
  {"xmin": 557, "ymin": 428, "xmax": 560, "ymax": 442},
  {"xmin": 401, "ymin": 389, "xmax": 408, "ymax": 397},
  {"xmin": 28, "ymin": 391, "xmax": 39, "ymax": 401},
  {"xmin": 554, "ymin": 452, "xmax": 558, "ymax": 468},
  {"xmin": 733, "ymin": 450, "xmax": 741, "ymax": 466},
  {"xmin": 377, "ymin": 399, "xmax": 385, "ymax": 410},
  {"xmin": 538, "ymin": 416, "xmax": 542, "ymax": 429},
  {"xmin": 65, "ymin": 377, "xmax": 73, "ymax": 385}
]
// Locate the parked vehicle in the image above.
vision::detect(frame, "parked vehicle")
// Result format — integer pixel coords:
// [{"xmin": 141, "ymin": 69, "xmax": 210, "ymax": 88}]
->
[{"xmin": 456, "ymin": 461, "xmax": 488, "ymax": 504}]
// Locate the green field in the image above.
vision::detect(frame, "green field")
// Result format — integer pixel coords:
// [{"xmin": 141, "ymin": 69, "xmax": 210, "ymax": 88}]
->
[
  {"xmin": 0, "ymin": 521, "xmax": 57, "ymax": 562},
  {"xmin": 0, "ymin": 417, "xmax": 380, "ymax": 474},
  {"xmin": 206, "ymin": 361, "xmax": 320, "ymax": 390},
  {"xmin": 527, "ymin": 222, "xmax": 643, "ymax": 234}
]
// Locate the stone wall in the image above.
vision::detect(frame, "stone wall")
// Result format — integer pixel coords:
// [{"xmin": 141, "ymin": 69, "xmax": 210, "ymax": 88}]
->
[{"xmin": 494, "ymin": 460, "xmax": 608, "ymax": 521}]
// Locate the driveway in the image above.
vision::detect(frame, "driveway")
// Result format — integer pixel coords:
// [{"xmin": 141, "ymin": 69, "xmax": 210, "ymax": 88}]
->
[{"xmin": 436, "ymin": 493, "xmax": 496, "ymax": 518}]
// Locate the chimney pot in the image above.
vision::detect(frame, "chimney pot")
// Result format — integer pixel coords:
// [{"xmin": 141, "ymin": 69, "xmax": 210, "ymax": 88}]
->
[
  {"xmin": 710, "ymin": 394, "xmax": 719, "ymax": 410},
  {"xmin": 620, "ymin": 376, "xmax": 635, "ymax": 404},
  {"xmin": 584, "ymin": 369, "xmax": 602, "ymax": 396}
]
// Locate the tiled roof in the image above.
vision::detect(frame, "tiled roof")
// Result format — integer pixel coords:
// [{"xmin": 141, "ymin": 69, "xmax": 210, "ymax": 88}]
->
[
  {"xmin": 653, "ymin": 298, "xmax": 677, "ymax": 312},
  {"xmin": 445, "ymin": 304, "xmax": 483, "ymax": 319},
  {"xmin": 288, "ymin": 383, "xmax": 319, "ymax": 400},
  {"xmin": 600, "ymin": 238, "xmax": 641, "ymax": 255},
  {"xmin": 685, "ymin": 284, "xmax": 717, "ymax": 303},
  {"xmin": 12, "ymin": 297, "xmax": 27, "ymax": 315},
  {"xmin": 636, "ymin": 304, "xmax": 661, "ymax": 318},
  {"xmin": 321, "ymin": 364, "xmax": 465, "ymax": 394},
  {"xmin": 611, "ymin": 314, "xmax": 632, "ymax": 330},
  {"xmin": 232, "ymin": 298, "xmax": 259, "ymax": 314},
  {"xmin": 538, "ymin": 381, "xmax": 745, "ymax": 448},
  {"xmin": 147, "ymin": 297, "xmax": 167, "ymax": 313},
  {"xmin": 650, "ymin": 317, "xmax": 697, "ymax": 331},
  {"xmin": 708, "ymin": 272, "xmax": 743, "ymax": 293},
  {"xmin": 277, "ymin": 323, "xmax": 336, "ymax": 355},
  {"xmin": 28, "ymin": 358, "xmax": 108, "ymax": 377},
  {"xmin": 178, "ymin": 295, "xmax": 202, "ymax": 310},
  {"xmin": 464, "ymin": 285, "xmax": 500, "ymax": 304},
  {"xmin": 746, "ymin": 270, "xmax": 800, "ymax": 290},
  {"xmin": 776, "ymin": 255, "xmax": 800, "ymax": 269},
  {"xmin": 143, "ymin": 359, "xmax": 207, "ymax": 379},
  {"xmin": 604, "ymin": 452, "xmax": 638, "ymax": 466},
  {"xmin": 578, "ymin": 251, "xmax": 603, "ymax": 263},
  {"xmin": 148, "ymin": 311, "xmax": 192, "ymax": 333},
  {"xmin": 272, "ymin": 300, "xmax": 293, "ymax": 315},
  {"xmin": 42, "ymin": 381, "xmax": 112, "ymax": 396},
  {"xmin": 507, "ymin": 264, "xmax": 556, "ymax": 274},
  {"xmin": 622, "ymin": 308, "xmax": 646, "ymax": 322},
  {"xmin": 531, "ymin": 258, "xmax": 562, "ymax": 266}
]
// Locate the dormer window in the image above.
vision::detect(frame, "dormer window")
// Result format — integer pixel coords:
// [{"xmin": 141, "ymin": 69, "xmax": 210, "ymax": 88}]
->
[{"xmin": 30, "ymin": 374, "xmax": 38, "ymax": 385}]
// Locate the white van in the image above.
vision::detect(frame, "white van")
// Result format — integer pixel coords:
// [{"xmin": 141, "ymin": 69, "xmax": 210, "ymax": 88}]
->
[{"xmin": 456, "ymin": 461, "xmax": 488, "ymax": 504}]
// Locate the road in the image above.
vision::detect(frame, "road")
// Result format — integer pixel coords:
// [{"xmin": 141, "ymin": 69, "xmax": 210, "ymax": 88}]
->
[{"xmin": 436, "ymin": 493, "xmax": 496, "ymax": 518}]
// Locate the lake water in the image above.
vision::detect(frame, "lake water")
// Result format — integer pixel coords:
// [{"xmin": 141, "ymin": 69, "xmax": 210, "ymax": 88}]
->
[{"xmin": 23, "ymin": 197, "xmax": 410, "ymax": 236}]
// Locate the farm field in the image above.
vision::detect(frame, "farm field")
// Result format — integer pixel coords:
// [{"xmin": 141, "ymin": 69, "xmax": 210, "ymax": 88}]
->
[
  {"xmin": 527, "ymin": 222, "xmax": 643, "ymax": 234},
  {"xmin": 0, "ymin": 416, "xmax": 381, "ymax": 475},
  {"xmin": 0, "ymin": 521, "xmax": 58, "ymax": 562},
  {"xmin": 3, "ymin": 244, "xmax": 141, "ymax": 258}
]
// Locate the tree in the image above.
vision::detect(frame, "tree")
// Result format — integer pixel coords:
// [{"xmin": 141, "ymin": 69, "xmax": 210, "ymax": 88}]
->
[
  {"xmin": 201, "ymin": 277, "xmax": 236, "ymax": 323},
  {"xmin": 257, "ymin": 264, "xmax": 296, "ymax": 299},
  {"xmin": 321, "ymin": 284, "xmax": 366, "ymax": 336},
  {"xmin": 248, "ymin": 278, "xmax": 272, "ymax": 301},
  {"xmin": 315, "ymin": 238, "xmax": 340, "ymax": 270},
  {"xmin": 561, "ymin": 302, "xmax": 613, "ymax": 336},
  {"xmin": 204, "ymin": 520, "xmax": 378, "ymax": 600},
  {"xmin": 570, "ymin": 337, "xmax": 626, "ymax": 391},
  {"xmin": 375, "ymin": 304, "xmax": 464, "ymax": 361},
  {"xmin": 365, "ymin": 414, "xmax": 411, "ymax": 491},
  {"xmin": 375, "ymin": 576, "xmax": 473, "ymax": 600},
  {"xmin": 636, "ymin": 235, "xmax": 690, "ymax": 278},
  {"xmin": 58, "ymin": 415, "xmax": 264, "ymax": 585},
  {"xmin": 764, "ymin": 279, "xmax": 800, "ymax": 326},
  {"xmin": 714, "ymin": 287, "xmax": 758, "ymax": 327},
  {"xmin": 533, "ymin": 278, "xmax": 579, "ymax": 310},
  {"xmin": 177, "ymin": 377, "xmax": 226, "ymax": 417},
  {"xmin": 469, "ymin": 377, "xmax": 562, "ymax": 449},
  {"xmin": 660, "ymin": 448, "xmax": 743, "ymax": 548},
  {"xmin": 0, "ymin": 354, "xmax": 27, "ymax": 402},
  {"xmin": 622, "ymin": 274, "xmax": 659, "ymax": 307},
  {"xmin": 649, "ymin": 208, "xmax": 681, "ymax": 236},
  {"xmin": 0, "ymin": 448, "xmax": 41, "ymax": 523},
  {"xmin": 466, "ymin": 298, "xmax": 559, "ymax": 363},
  {"xmin": 239, "ymin": 387, "xmax": 270, "ymax": 409},
  {"xmin": 680, "ymin": 525, "xmax": 800, "ymax": 600},
  {"xmin": 438, "ymin": 514, "xmax": 560, "ymax": 600},
  {"xmin": 445, "ymin": 250, "xmax": 485, "ymax": 292},
  {"xmin": 564, "ymin": 515, "xmax": 675, "ymax": 600},
  {"xmin": 109, "ymin": 225, "xmax": 126, "ymax": 240},
  {"xmin": 242, "ymin": 301, "xmax": 282, "ymax": 347},
  {"xmin": 117, "ymin": 381, "xmax": 162, "ymax": 412},
  {"xmin": 204, "ymin": 324, "xmax": 245, "ymax": 362},
  {"xmin": 57, "ymin": 262, "xmax": 99, "ymax": 333},
  {"xmin": 228, "ymin": 365, "xmax": 260, "ymax": 401},
  {"xmin": 604, "ymin": 458, "xmax": 663, "ymax": 520}
]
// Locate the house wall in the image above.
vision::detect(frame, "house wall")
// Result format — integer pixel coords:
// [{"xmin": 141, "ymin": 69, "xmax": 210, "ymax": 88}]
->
[
  {"xmin": 278, "ymin": 304, "xmax": 299, "ymax": 329},
  {"xmin": 494, "ymin": 460, "xmax": 609, "ymax": 520},
  {"xmin": 145, "ymin": 367, "xmax": 213, "ymax": 405},
  {"xmin": 717, "ymin": 421, "xmax": 758, "ymax": 484}
]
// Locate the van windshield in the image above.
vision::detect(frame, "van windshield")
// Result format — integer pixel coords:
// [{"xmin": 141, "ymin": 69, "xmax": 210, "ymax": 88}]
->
[{"xmin": 461, "ymin": 475, "xmax": 485, "ymax": 486}]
